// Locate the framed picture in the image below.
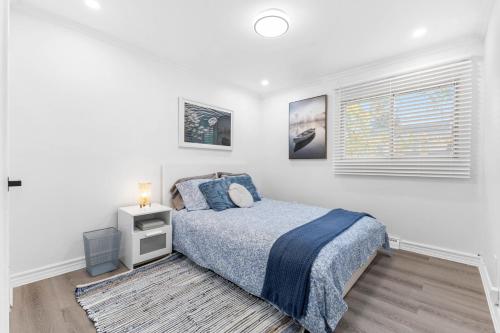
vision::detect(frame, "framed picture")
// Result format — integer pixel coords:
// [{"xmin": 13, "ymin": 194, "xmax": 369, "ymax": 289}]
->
[
  {"xmin": 179, "ymin": 98, "xmax": 233, "ymax": 151},
  {"xmin": 289, "ymin": 95, "xmax": 327, "ymax": 159}
]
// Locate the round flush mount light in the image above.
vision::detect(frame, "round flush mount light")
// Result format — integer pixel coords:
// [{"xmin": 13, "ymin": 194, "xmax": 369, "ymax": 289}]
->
[
  {"xmin": 412, "ymin": 27, "xmax": 427, "ymax": 39},
  {"xmin": 254, "ymin": 9, "xmax": 289, "ymax": 38},
  {"xmin": 85, "ymin": 0, "xmax": 101, "ymax": 10},
  {"xmin": 261, "ymin": 79, "xmax": 270, "ymax": 86}
]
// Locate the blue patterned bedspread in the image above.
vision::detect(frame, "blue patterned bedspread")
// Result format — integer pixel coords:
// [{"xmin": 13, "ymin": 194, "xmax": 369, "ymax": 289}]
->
[{"xmin": 172, "ymin": 199, "xmax": 387, "ymax": 333}]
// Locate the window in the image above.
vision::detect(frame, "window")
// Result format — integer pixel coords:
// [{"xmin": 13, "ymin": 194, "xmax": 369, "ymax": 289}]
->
[{"xmin": 334, "ymin": 59, "xmax": 473, "ymax": 178}]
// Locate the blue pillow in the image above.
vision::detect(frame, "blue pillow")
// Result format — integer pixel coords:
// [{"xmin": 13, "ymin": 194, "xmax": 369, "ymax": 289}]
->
[
  {"xmin": 225, "ymin": 175, "xmax": 261, "ymax": 202},
  {"xmin": 198, "ymin": 179, "xmax": 236, "ymax": 211}
]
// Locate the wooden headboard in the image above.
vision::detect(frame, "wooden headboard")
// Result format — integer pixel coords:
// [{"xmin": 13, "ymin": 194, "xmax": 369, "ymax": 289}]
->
[{"xmin": 161, "ymin": 160, "xmax": 250, "ymax": 206}]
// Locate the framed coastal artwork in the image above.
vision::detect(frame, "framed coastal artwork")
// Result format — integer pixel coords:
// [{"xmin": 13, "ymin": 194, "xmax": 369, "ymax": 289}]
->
[
  {"xmin": 178, "ymin": 98, "xmax": 233, "ymax": 150},
  {"xmin": 289, "ymin": 95, "xmax": 327, "ymax": 159}
]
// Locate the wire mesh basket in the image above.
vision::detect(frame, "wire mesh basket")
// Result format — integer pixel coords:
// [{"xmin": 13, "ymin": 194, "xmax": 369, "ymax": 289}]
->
[{"xmin": 83, "ymin": 227, "xmax": 121, "ymax": 276}]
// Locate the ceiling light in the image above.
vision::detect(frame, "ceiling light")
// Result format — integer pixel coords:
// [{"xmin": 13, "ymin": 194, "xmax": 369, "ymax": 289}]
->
[
  {"xmin": 85, "ymin": 0, "xmax": 101, "ymax": 10},
  {"xmin": 412, "ymin": 27, "xmax": 427, "ymax": 38},
  {"xmin": 261, "ymin": 79, "xmax": 270, "ymax": 86},
  {"xmin": 254, "ymin": 9, "xmax": 289, "ymax": 38}
]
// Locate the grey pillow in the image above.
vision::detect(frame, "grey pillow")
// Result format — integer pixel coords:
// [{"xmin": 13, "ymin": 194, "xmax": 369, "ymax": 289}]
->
[
  {"xmin": 170, "ymin": 173, "xmax": 217, "ymax": 210},
  {"xmin": 217, "ymin": 171, "xmax": 249, "ymax": 178},
  {"xmin": 175, "ymin": 179, "xmax": 212, "ymax": 211}
]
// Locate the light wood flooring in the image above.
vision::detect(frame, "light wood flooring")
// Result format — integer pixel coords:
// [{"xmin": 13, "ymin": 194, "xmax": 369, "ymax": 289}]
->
[{"xmin": 10, "ymin": 250, "xmax": 495, "ymax": 333}]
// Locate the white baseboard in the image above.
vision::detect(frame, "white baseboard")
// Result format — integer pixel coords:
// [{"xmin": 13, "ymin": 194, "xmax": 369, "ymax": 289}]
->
[
  {"xmin": 390, "ymin": 235, "xmax": 482, "ymax": 267},
  {"xmin": 10, "ymin": 256, "xmax": 85, "ymax": 288},
  {"xmin": 479, "ymin": 258, "xmax": 500, "ymax": 332},
  {"xmin": 7, "ymin": 239, "xmax": 485, "ymax": 285}
]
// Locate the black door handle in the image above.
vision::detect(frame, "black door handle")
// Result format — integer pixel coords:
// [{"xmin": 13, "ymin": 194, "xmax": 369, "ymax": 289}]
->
[{"xmin": 8, "ymin": 178, "xmax": 22, "ymax": 191}]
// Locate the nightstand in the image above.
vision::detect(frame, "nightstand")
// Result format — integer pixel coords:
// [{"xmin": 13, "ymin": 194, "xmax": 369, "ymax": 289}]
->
[{"xmin": 117, "ymin": 203, "xmax": 172, "ymax": 269}]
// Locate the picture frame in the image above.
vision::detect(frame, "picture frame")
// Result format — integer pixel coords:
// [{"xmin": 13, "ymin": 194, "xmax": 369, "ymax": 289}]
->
[
  {"xmin": 178, "ymin": 97, "xmax": 233, "ymax": 151},
  {"xmin": 289, "ymin": 95, "xmax": 327, "ymax": 159}
]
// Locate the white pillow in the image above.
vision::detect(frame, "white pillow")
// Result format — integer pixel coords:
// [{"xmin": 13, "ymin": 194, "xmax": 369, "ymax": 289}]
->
[{"xmin": 228, "ymin": 183, "xmax": 254, "ymax": 208}]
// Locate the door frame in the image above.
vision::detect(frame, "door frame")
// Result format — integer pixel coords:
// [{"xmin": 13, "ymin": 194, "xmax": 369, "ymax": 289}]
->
[{"xmin": 0, "ymin": 0, "xmax": 9, "ymax": 331}]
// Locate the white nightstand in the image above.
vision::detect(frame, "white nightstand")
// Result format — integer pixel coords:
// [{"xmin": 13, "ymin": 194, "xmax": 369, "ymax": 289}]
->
[{"xmin": 117, "ymin": 203, "xmax": 172, "ymax": 269}]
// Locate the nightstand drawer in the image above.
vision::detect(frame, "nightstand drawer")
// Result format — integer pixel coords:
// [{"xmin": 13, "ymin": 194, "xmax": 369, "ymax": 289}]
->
[
  {"xmin": 132, "ymin": 225, "xmax": 172, "ymax": 265},
  {"xmin": 140, "ymin": 232, "xmax": 165, "ymax": 255}
]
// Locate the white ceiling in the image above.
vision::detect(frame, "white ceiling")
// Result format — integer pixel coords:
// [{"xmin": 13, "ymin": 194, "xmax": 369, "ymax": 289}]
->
[{"xmin": 13, "ymin": 0, "xmax": 494, "ymax": 95}]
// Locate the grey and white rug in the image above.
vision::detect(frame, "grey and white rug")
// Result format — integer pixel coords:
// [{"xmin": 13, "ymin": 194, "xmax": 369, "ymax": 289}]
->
[{"xmin": 75, "ymin": 253, "xmax": 301, "ymax": 333}]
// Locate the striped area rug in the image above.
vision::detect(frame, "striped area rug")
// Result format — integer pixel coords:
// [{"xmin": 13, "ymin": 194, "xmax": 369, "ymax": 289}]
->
[{"xmin": 75, "ymin": 253, "xmax": 301, "ymax": 333}]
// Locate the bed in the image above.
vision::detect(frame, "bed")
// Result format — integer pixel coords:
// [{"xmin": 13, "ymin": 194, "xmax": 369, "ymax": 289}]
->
[{"xmin": 161, "ymin": 162, "xmax": 388, "ymax": 333}]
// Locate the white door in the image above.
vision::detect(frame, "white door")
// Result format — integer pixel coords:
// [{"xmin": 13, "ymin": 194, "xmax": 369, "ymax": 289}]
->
[{"xmin": 0, "ymin": 0, "xmax": 9, "ymax": 331}]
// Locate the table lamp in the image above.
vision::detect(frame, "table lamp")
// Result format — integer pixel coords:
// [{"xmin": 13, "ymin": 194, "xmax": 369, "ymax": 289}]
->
[{"xmin": 138, "ymin": 182, "xmax": 152, "ymax": 208}]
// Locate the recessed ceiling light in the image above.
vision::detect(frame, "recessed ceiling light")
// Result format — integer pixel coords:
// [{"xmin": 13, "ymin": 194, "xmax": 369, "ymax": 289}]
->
[
  {"xmin": 254, "ymin": 9, "xmax": 289, "ymax": 38},
  {"xmin": 261, "ymin": 79, "xmax": 270, "ymax": 86},
  {"xmin": 85, "ymin": 0, "xmax": 101, "ymax": 10},
  {"xmin": 412, "ymin": 27, "xmax": 427, "ymax": 38}
]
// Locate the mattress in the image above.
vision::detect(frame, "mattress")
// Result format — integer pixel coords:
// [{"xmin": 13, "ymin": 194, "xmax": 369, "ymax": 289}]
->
[{"xmin": 172, "ymin": 198, "xmax": 387, "ymax": 333}]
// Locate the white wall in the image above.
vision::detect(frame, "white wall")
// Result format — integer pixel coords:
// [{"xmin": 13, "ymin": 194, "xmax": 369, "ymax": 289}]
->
[
  {"xmin": 483, "ymin": 0, "xmax": 500, "ymax": 292},
  {"xmin": 260, "ymin": 40, "xmax": 485, "ymax": 256},
  {"xmin": 8, "ymin": 11, "xmax": 261, "ymax": 274}
]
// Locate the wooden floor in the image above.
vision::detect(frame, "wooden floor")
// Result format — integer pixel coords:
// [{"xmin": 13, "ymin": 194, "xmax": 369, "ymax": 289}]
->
[{"xmin": 10, "ymin": 250, "xmax": 495, "ymax": 333}]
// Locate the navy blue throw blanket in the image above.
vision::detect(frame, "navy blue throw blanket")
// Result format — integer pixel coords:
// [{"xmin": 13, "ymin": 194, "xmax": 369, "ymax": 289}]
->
[{"xmin": 261, "ymin": 209, "xmax": 373, "ymax": 319}]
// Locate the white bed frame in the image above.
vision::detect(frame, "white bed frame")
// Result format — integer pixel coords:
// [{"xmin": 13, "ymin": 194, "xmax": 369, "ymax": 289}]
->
[{"xmin": 161, "ymin": 161, "xmax": 377, "ymax": 299}]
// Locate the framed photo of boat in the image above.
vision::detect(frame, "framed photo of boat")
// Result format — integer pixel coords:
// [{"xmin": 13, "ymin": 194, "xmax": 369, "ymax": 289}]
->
[
  {"xmin": 289, "ymin": 95, "xmax": 327, "ymax": 159},
  {"xmin": 179, "ymin": 97, "xmax": 233, "ymax": 151}
]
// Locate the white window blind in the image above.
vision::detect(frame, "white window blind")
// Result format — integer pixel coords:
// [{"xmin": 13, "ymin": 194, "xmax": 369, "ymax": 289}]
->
[{"xmin": 334, "ymin": 59, "xmax": 474, "ymax": 178}]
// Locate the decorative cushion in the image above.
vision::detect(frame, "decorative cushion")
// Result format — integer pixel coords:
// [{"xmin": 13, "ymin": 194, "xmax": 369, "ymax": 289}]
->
[
  {"xmin": 198, "ymin": 179, "xmax": 236, "ymax": 212},
  {"xmin": 228, "ymin": 183, "xmax": 254, "ymax": 208},
  {"xmin": 175, "ymin": 179, "xmax": 212, "ymax": 211},
  {"xmin": 225, "ymin": 175, "xmax": 261, "ymax": 202},
  {"xmin": 170, "ymin": 173, "xmax": 217, "ymax": 210}
]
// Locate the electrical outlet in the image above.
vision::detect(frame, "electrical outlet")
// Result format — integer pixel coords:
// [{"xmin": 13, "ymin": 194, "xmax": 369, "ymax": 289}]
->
[{"xmin": 388, "ymin": 236, "xmax": 400, "ymax": 250}]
